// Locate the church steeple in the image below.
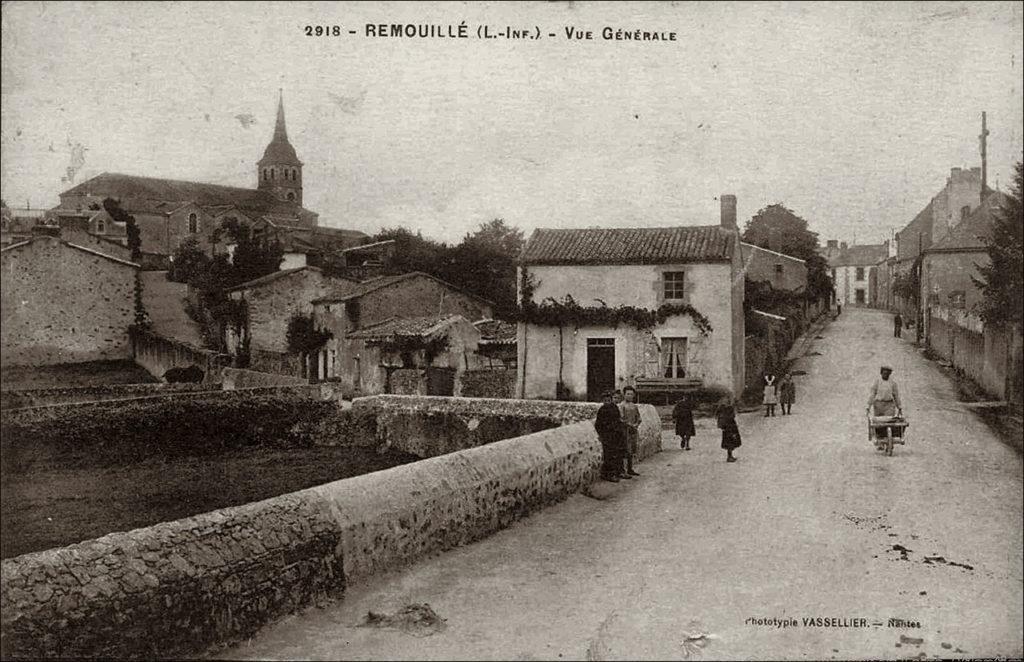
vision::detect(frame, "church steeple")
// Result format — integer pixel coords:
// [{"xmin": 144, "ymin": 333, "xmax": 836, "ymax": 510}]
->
[{"xmin": 257, "ymin": 90, "xmax": 303, "ymax": 205}]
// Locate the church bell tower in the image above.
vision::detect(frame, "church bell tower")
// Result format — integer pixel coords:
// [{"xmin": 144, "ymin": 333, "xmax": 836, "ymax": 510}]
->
[{"xmin": 257, "ymin": 90, "xmax": 303, "ymax": 205}]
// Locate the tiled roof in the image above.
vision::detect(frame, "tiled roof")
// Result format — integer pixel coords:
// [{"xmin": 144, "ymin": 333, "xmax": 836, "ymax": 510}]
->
[
  {"xmin": 520, "ymin": 225, "xmax": 736, "ymax": 265},
  {"xmin": 60, "ymin": 173, "xmax": 316, "ymax": 226},
  {"xmin": 928, "ymin": 192, "xmax": 1007, "ymax": 251},
  {"xmin": 829, "ymin": 244, "xmax": 888, "ymax": 267},
  {"xmin": 474, "ymin": 319, "xmax": 517, "ymax": 345},
  {"xmin": 226, "ymin": 266, "xmax": 332, "ymax": 293},
  {"xmin": 348, "ymin": 315, "xmax": 463, "ymax": 341}
]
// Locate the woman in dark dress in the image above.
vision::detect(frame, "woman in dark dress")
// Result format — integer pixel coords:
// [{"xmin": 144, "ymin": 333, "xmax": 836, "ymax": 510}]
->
[
  {"xmin": 673, "ymin": 395, "xmax": 696, "ymax": 450},
  {"xmin": 717, "ymin": 400, "xmax": 741, "ymax": 463}
]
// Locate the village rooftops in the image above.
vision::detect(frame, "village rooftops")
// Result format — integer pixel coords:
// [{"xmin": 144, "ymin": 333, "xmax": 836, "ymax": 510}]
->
[
  {"xmin": 520, "ymin": 225, "xmax": 736, "ymax": 266},
  {"xmin": 925, "ymin": 191, "xmax": 1007, "ymax": 253},
  {"xmin": 347, "ymin": 314, "xmax": 466, "ymax": 342},
  {"xmin": 310, "ymin": 271, "xmax": 494, "ymax": 308},
  {"xmin": 829, "ymin": 244, "xmax": 888, "ymax": 267}
]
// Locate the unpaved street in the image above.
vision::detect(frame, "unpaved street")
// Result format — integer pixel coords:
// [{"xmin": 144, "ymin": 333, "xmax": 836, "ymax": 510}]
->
[{"xmin": 224, "ymin": 308, "xmax": 1023, "ymax": 661}]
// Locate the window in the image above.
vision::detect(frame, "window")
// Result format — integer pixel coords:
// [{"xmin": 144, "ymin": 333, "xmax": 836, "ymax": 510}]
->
[
  {"xmin": 271, "ymin": 169, "xmax": 275, "ymax": 180},
  {"xmin": 188, "ymin": 213, "xmax": 198, "ymax": 234},
  {"xmin": 961, "ymin": 206, "xmax": 970, "ymax": 221},
  {"xmin": 663, "ymin": 271, "xmax": 685, "ymax": 300},
  {"xmin": 855, "ymin": 267, "xmax": 865, "ymax": 281},
  {"xmin": 96, "ymin": 218, "xmax": 105, "ymax": 233},
  {"xmin": 774, "ymin": 263, "xmax": 783, "ymax": 275},
  {"xmin": 855, "ymin": 289, "xmax": 865, "ymax": 304},
  {"xmin": 661, "ymin": 337, "xmax": 687, "ymax": 379},
  {"xmin": 263, "ymin": 169, "xmax": 268, "ymax": 181},
  {"xmin": 287, "ymin": 191, "xmax": 296, "ymax": 201}
]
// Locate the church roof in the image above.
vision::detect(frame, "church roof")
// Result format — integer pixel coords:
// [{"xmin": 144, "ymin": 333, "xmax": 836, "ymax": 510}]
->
[
  {"xmin": 59, "ymin": 172, "xmax": 317, "ymax": 226},
  {"xmin": 258, "ymin": 92, "xmax": 302, "ymax": 166}
]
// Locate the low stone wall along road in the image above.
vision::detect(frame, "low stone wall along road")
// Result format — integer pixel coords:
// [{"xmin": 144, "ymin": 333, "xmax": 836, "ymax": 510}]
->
[{"xmin": 223, "ymin": 308, "xmax": 1023, "ymax": 661}]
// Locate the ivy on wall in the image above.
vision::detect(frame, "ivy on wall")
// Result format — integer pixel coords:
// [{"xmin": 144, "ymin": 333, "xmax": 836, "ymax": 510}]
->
[{"xmin": 513, "ymin": 270, "xmax": 713, "ymax": 335}]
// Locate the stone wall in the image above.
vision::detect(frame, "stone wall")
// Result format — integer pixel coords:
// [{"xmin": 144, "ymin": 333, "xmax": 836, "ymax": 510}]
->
[
  {"xmin": 0, "ymin": 493, "xmax": 344, "ymax": 659},
  {"xmin": 221, "ymin": 366, "xmax": 308, "ymax": 390},
  {"xmin": 353, "ymin": 395, "xmax": 661, "ymax": 461},
  {"xmin": 0, "ymin": 236, "xmax": 136, "ymax": 367},
  {"xmin": 0, "ymin": 402, "xmax": 634, "ymax": 658},
  {"xmin": 130, "ymin": 327, "xmax": 229, "ymax": 382},
  {"xmin": 459, "ymin": 369, "xmax": 515, "ymax": 399},
  {"xmin": 0, "ymin": 382, "xmax": 215, "ymax": 411}
]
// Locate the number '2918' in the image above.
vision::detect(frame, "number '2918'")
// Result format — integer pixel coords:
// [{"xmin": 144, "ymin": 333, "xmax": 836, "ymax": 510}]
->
[{"xmin": 305, "ymin": 25, "xmax": 342, "ymax": 36}]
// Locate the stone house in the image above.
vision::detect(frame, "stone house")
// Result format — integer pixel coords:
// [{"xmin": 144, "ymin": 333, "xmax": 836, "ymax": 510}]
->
[
  {"xmin": 829, "ymin": 244, "xmax": 888, "ymax": 307},
  {"xmin": 919, "ymin": 191, "xmax": 1006, "ymax": 336},
  {"xmin": 345, "ymin": 315, "xmax": 482, "ymax": 396},
  {"xmin": 516, "ymin": 195, "xmax": 746, "ymax": 401},
  {"xmin": 740, "ymin": 242, "xmax": 808, "ymax": 292},
  {"xmin": 225, "ymin": 266, "xmax": 358, "ymax": 358},
  {"xmin": 311, "ymin": 272, "xmax": 494, "ymax": 393},
  {"xmin": 1, "ymin": 230, "xmax": 139, "ymax": 366}
]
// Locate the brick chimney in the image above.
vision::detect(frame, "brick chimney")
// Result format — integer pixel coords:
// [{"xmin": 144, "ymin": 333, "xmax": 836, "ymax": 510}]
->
[
  {"xmin": 840, "ymin": 241, "xmax": 848, "ymax": 251},
  {"xmin": 720, "ymin": 194, "xmax": 737, "ymax": 230},
  {"xmin": 827, "ymin": 239, "xmax": 838, "ymax": 249}
]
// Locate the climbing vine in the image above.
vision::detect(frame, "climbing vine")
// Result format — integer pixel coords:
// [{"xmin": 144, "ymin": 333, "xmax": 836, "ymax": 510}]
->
[
  {"xmin": 513, "ymin": 270, "xmax": 713, "ymax": 335},
  {"xmin": 286, "ymin": 313, "xmax": 333, "ymax": 355}
]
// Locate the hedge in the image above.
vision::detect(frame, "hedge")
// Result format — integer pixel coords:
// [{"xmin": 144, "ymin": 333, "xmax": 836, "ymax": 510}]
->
[{"xmin": 0, "ymin": 393, "xmax": 374, "ymax": 473}]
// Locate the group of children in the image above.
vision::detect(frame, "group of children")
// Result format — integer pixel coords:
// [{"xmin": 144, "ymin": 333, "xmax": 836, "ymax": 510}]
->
[{"xmin": 761, "ymin": 373, "xmax": 796, "ymax": 417}]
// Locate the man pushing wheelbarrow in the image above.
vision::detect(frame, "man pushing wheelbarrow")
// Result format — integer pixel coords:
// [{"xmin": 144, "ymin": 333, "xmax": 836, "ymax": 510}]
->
[{"xmin": 866, "ymin": 364, "xmax": 909, "ymax": 456}]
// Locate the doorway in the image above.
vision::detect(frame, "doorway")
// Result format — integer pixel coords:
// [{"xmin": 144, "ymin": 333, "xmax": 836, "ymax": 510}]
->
[{"xmin": 586, "ymin": 338, "xmax": 616, "ymax": 401}]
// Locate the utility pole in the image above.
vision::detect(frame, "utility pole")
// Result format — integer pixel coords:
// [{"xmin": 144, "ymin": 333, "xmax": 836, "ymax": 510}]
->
[{"xmin": 980, "ymin": 111, "xmax": 989, "ymax": 204}]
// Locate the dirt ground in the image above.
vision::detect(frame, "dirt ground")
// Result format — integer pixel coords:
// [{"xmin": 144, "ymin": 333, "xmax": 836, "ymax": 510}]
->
[{"xmin": 0, "ymin": 445, "xmax": 418, "ymax": 560}]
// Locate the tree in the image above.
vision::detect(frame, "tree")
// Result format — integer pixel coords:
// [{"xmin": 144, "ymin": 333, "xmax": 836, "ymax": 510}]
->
[
  {"xmin": 213, "ymin": 217, "xmax": 284, "ymax": 287},
  {"xmin": 102, "ymin": 197, "xmax": 141, "ymax": 260},
  {"xmin": 450, "ymin": 219, "xmax": 525, "ymax": 316},
  {"xmin": 974, "ymin": 160, "xmax": 1023, "ymax": 325},
  {"xmin": 743, "ymin": 203, "xmax": 832, "ymax": 304},
  {"xmin": 167, "ymin": 236, "xmax": 210, "ymax": 284}
]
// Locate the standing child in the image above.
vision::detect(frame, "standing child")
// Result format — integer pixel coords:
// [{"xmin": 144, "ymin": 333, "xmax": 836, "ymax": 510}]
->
[
  {"xmin": 717, "ymin": 400, "xmax": 742, "ymax": 463},
  {"xmin": 762, "ymin": 374, "xmax": 778, "ymax": 417},
  {"xmin": 779, "ymin": 373, "xmax": 795, "ymax": 415},
  {"xmin": 673, "ymin": 394, "xmax": 696, "ymax": 450},
  {"xmin": 619, "ymin": 386, "xmax": 642, "ymax": 477}
]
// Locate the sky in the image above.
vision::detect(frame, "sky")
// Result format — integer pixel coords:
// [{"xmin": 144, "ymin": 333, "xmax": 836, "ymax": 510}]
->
[{"xmin": 2, "ymin": 1, "xmax": 1022, "ymax": 246}]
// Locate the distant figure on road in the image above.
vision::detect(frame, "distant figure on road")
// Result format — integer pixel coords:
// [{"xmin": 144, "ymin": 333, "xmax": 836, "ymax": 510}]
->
[
  {"xmin": 779, "ymin": 373, "xmax": 796, "ymax": 415},
  {"xmin": 837, "ymin": 302, "xmax": 842, "ymax": 316},
  {"xmin": 594, "ymin": 391, "xmax": 624, "ymax": 482},
  {"xmin": 894, "ymin": 313, "xmax": 903, "ymax": 338},
  {"xmin": 867, "ymin": 364, "xmax": 903, "ymax": 440},
  {"xmin": 673, "ymin": 394, "xmax": 696, "ymax": 450},
  {"xmin": 762, "ymin": 374, "xmax": 778, "ymax": 417},
  {"xmin": 717, "ymin": 400, "xmax": 741, "ymax": 463},
  {"xmin": 619, "ymin": 386, "xmax": 642, "ymax": 478}
]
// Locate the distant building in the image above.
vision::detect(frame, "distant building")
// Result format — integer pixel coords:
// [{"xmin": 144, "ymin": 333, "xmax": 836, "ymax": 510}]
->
[
  {"xmin": 894, "ymin": 166, "xmax": 987, "ymax": 319},
  {"xmin": 517, "ymin": 195, "xmax": 745, "ymax": 401},
  {"xmin": 225, "ymin": 266, "xmax": 358, "ymax": 356},
  {"xmin": 740, "ymin": 242, "xmax": 808, "ymax": 293},
  {"xmin": 829, "ymin": 243, "xmax": 888, "ymax": 307},
  {"xmin": 312, "ymin": 272, "xmax": 494, "ymax": 393},
  {"xmin": 920, "ymin": 191, "xmax": 1007, "ymax": 328},
  {"xmin": 1, "ymin": 230, "xmax": 138, "ymax": 366},
  {"xmin": 50, "ymin": 92, "xmax": 366, "ymax": 258}
]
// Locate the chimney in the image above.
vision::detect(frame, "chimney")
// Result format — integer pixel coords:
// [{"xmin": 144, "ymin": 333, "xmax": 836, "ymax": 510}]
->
[
  {"xmin": 980, "ymin": 111, "xmax": 989, "ymax": 199},
  {"xmin": 827, "ymin": 239, "xmax": 838, "ymax": 249},
  {"xmin": 720, "ymin": 194, "xmax": 737, "ymax": 230},
  {"xmin": 840, "ymin": 241, "xmax": 848, "ymax": 251}
]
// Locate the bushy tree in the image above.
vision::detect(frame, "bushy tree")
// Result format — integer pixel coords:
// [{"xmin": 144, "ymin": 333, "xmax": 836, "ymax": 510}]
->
[
  {"xmin": 167, "ymin": 236, "xmax": 210, "ymax": 284},
  {"xmin": 102, "ymin": 197, "xmax": 141, "ymax": 260},
  {"xmin": 450, "ymin": 219, "xmax": 524, "ymax": 316},
  {"xmin": 213, "ymin": 217, "xmax": 284, "ymax": 286},
  {"xmin": 974, "ymin": 160, "xmax": 1023, "ymax": 324}
]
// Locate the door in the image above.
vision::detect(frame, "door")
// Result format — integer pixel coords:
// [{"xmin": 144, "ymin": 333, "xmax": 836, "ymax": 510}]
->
[
  {"xmin": 586, "ymin": 338, "xmax": 616, "ymax": 401},
  {"xmin": 855, "ymin": 289, "xmax": 866, "ymax": 305}
]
